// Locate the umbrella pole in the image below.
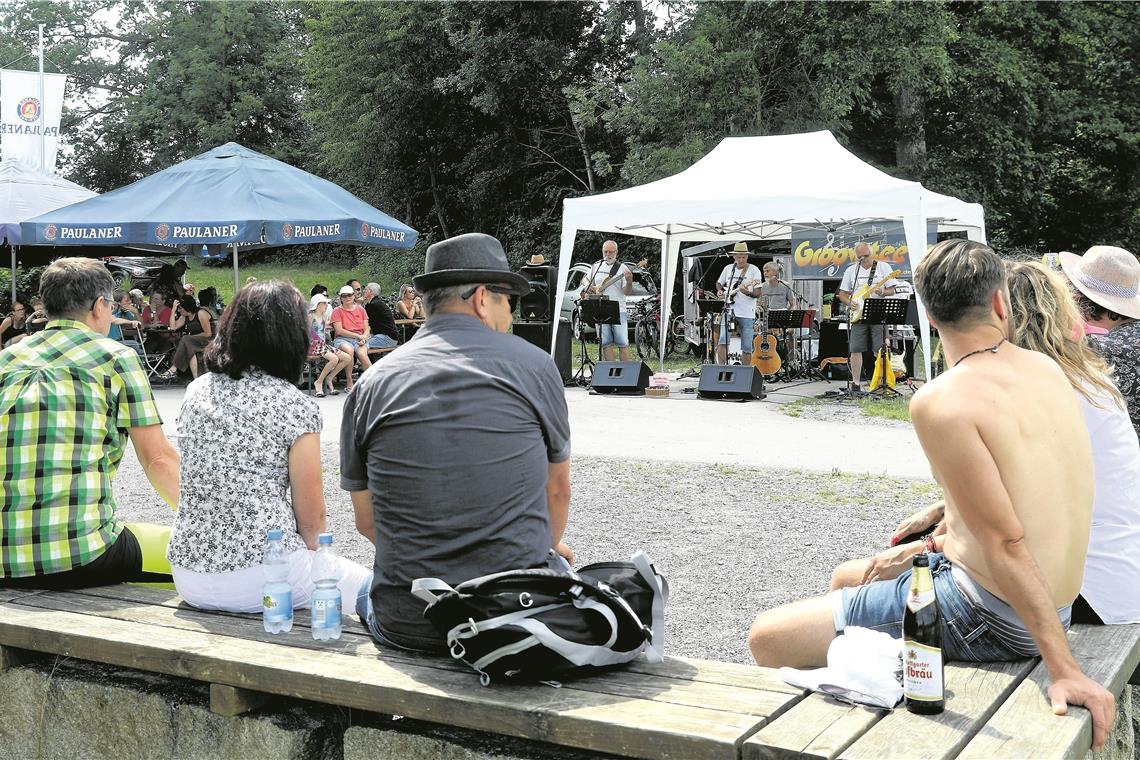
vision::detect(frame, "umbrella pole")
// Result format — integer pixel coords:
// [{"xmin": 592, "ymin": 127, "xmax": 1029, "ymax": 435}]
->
[
  {"xmin": 10, "ymin": 245, "xmax": 15, "ymax": 305},
  {"xmin": 231, "ymin": 243, "xmax": 239, "ymax": 298}
]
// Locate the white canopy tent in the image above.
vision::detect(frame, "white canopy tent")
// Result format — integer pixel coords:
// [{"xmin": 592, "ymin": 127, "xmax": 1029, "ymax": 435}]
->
[
  {"xmin": 556, "ymin": 131, "xmax": 986, "ymax": 381},
  {"xmin": 0, "ymin": 158, "xmax": 97, "ymax": 302}
]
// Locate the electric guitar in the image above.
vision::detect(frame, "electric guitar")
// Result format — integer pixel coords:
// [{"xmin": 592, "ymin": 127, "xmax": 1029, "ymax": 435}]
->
[
  {"xmin": 589, "ymin": 258, "xmax": 648, "ymax": 296},
  {"xmin": 849, "ymin": 269, "xmax": 908, "ymax": 323}
]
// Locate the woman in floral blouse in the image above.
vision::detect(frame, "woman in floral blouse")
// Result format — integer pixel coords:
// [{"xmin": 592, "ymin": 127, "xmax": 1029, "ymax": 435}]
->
[{"xmin": 166, "ymin": 280, "xmax": 371, "ymax": 613}]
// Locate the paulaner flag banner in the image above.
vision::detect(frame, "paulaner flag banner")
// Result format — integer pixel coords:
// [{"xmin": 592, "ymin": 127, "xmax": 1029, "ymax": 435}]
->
[{"xmin": 0, "ymin": 69, "xmax": 67, "ymax": 171}]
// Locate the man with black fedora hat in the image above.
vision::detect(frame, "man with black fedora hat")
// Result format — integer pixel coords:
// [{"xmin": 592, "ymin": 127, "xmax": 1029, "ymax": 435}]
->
[
  {"xmin": 1061, "ymin": 245, "xmax": 1140, "ymax": 437},
  {"xmin": 340, "ymin": 232, "xmax": 573, "ymax": 652}
]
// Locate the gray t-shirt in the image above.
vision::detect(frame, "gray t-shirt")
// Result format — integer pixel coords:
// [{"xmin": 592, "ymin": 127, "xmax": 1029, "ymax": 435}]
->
[
  {"xmin": 759, "ymin": 281, "xmax": 796, "ymax": 311},
  {"xmin": 340, "ymin": 313, "xmax": 571, "ymax": 650}
]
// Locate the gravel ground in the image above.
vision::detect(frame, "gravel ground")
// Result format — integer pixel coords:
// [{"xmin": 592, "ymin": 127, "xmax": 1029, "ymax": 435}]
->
[{"xmin": 113, "ymin": 444, "xmax": 941, "ymax": 666}]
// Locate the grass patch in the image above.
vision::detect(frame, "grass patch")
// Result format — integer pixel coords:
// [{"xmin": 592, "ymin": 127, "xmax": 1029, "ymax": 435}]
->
[
  {"xmin": 569, "ymin": 337, "xmax": 697, "ymax": 373},
  {"xmin": 856, "ymin": 397, "xmax": 911, "ymax": 423},
  {"xmin": 185, "ymin": 262, "xmax": 410, "ymax": 303},
  {"xmin": 780, "ymin": 398, "xmax": 822, "ymax": 419}
]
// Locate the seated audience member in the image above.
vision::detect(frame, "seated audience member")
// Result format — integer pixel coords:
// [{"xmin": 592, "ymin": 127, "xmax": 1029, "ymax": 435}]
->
[
  {"xmin": 0, "ymin": 258, "xmax": 179, "ymax": 589},
  {"xmin": 129, "ymin": 288, "xmax": 146, "ymax": 312},
  {"xmin": 831, "ymin": 261, "xmax": 1140, "ymax": 629},
  {"xmin": 152, "ymin": 258, "xmax": 189, "ymax": 301},
  {"xmin": 112, "ymin": 290, "xmax": 144, "ymax": 353},
  {"xmin": 164, "ymin": 287, "xmax": 218, "ymax": 380},
  {"xmin": 308, "ymin": 293, "xmax": 349, "ymax": 397},
  {"xmin": 394, "ymin": 283, "xmax": 426, "ymax": 320},
  {"xmin": 0, "ymin": 299, "xmax": 28, "ymax": 347},
  {"xmin": 362, "ymin": 282, "xmax": 399, "ymax": 350},
  {"xmin": 1060, "ymin": 245, "xmax": 1140, "ymax": 438},
  {"xmin": 23, "ymin": 297, "xmax": 48, "ymax": 336},
  {"xmin": 341, "ymin": 233, "xmax": 571, "ymax": 652},
  {"xmin": 141, "ymin": 292, "xmax": 175, "ymax": 354},
  {"xmin": 310, "ymin": 284, "xmax": 328, "ymax": 298},
  {"xmin": 747, "ymin": 240, "xmax": 1114, "ymax": 750},
  {"xmin": 346, "ymin": 278, "xmax": 364, "ymax": 304},
  {"xmin": 330, "ymin": 285, "xmax": 372, "ymax": 390},
  {"xmin": 167, "ymin": 280, "xmax": 371, "ymax": 613}
]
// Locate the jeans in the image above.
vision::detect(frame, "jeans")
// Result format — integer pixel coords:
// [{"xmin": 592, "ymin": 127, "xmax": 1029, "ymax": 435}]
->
[
  {"xmin": 719, "ymin": 315, "xmax": 755, "ymax": 349},
  {"xmin": 366, "ymin": 334, "xmax": 397, "ymax": 349},
  {"xmin": 598, "ymin": 312, "xmax": 629, "ymax": 348},
  {"xmin": 832, "ymin": 553, "xmax": 1030, "ymax": 662}
]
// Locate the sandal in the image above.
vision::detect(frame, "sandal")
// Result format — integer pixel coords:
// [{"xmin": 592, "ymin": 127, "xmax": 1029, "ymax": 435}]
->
[
  {"xmin": 328, "ymin": 388, "xmax": 340, "ymax": 396},
  {"xmin": 314, "ymin": 390, "xmax": 326, "ymax": 398}
]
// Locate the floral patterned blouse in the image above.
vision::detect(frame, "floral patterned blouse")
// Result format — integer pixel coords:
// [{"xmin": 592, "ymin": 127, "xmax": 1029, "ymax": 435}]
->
[
  {"xmin": 1093, "ymin": 320, "xmax": 1140, "ymax": 440},
  {"xmin": 166, "ymin": 370, "xmax": 322, "ymax": 573}
]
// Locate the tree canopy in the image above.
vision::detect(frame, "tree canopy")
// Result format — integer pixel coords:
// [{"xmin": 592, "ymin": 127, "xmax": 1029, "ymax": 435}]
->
[{"xmin": 3, "ymin": 0, "xmax": 1136, "ymax": 259}]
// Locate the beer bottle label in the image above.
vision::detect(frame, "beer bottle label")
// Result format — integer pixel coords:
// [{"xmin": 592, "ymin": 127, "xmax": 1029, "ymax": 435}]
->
[
  {"xmin": 903, "ymin": 641, "xmax": 943, "ymax": 700},
  {"xmin": 907, "ymin": 587, "xmax": 935, "ymax": 612}
]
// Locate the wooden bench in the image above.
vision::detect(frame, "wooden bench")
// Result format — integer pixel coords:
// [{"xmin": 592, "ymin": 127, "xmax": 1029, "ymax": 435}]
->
[{"xmin": 0, "ymin": 585, "xmax": 1136, "ymax": 759}]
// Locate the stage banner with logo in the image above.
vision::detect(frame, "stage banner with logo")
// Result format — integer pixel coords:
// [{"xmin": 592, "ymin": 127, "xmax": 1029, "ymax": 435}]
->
[
  {"xmin": 0, "ymin": 69, "xmax": 67, "ymax": 171},
  {"xmin": 789, "ymin": 221, "xmax": 936, "ymax": 280}
]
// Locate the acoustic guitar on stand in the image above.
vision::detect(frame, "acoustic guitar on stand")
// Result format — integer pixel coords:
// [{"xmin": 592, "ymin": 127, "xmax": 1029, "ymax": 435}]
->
[{"xmin": 751, "ymin": 300, "xmax": 781, "ymax": 376}]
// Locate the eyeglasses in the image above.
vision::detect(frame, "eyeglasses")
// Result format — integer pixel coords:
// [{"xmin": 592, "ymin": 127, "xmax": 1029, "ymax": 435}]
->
[
  {"xmin": 462, "ymin": 283, "xmax": 519, "ymax": 312},
  {"xmin": 90, "ymin": 293, "xmax": 112, "ymax": 311}
]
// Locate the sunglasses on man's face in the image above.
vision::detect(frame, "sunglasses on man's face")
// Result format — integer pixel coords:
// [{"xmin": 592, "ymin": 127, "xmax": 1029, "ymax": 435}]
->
[{"xmin": 462, "ymin": 284, "xmax": 519, "ymax": 312}]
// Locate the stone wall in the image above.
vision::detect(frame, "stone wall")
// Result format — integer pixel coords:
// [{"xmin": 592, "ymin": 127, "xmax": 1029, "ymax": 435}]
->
[{"xmin": 0, "ymin": 652, "xmax": 610, "ymax": 760}]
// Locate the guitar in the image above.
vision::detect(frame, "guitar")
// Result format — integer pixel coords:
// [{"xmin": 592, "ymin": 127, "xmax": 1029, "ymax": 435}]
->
[
  {"xmin": 751, "ymin": 301, "xmax": 782, "ymax": 375},
  {"xmin": 589, "ymin": 258, "xmax": 649, "ymax": 296},
  {"xmin": 849, "ymin": 269, "xmax": 908, "ymax": 323}
]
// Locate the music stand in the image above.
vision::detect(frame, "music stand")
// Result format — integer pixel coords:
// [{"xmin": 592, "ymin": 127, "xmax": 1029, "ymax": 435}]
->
[
  {"xmin": 855, "ymin": 298, "xmax": 909, "ymax": 398},
  {"xmin": 570, "ymin": 298, "xmax": 621, "ymax": 386}
]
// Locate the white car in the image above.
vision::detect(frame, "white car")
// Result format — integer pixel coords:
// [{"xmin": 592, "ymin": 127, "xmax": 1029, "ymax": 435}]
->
[{"xmin": 560, "ymin": 261, "xmax": 658, "ymax": 338}]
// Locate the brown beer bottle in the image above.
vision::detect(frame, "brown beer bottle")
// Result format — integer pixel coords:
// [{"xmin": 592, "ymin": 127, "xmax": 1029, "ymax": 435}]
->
[{"xmin": 903, "ymin": 553, "xmax": 945, "ymax": 714}]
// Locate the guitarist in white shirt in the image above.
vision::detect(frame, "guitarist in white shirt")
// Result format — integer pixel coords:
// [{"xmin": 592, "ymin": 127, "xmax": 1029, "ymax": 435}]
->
[
  {"xmin": 836, "ymin": 242, "xmax": 896, "ymax": 390},
  {"xmin": 715, "ymin": 243, "xmax": 763, "ymax": 365},
  {"xmin": 585, "ymin": 239, "xmax": 634, "ymax": 361}
]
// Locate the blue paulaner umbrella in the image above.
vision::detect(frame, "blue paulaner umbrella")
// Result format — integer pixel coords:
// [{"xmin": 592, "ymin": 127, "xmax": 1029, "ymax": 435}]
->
[{"xmin": 21, "ymin": 143, "xmax": 418, "ymax": 293}]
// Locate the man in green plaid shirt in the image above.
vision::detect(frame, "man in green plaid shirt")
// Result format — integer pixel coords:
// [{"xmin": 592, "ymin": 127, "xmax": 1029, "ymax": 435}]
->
[{"xmin": 0, "ymin": 258, "xmax": 181, "ymax": 588}]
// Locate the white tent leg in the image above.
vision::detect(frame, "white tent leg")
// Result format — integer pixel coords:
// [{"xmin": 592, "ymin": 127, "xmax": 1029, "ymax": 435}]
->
[
  {"xmin": 657, "ymin": 228, "xmax": 676, "ymax": 373},
  {"xmin": 901, "ymin": 204, "xmax": 932, "ymax": 381},
  {"xmin": 550, "ymin": 221, "xmax": 577, "ymax": 354},
  {"xmin": 231, "ymin": 243, "xmax": 239, "ymax": 297}
]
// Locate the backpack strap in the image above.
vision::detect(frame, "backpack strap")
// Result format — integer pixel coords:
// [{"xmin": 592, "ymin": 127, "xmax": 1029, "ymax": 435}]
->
[
  {"xmin": 410, "ymin": 577, "xmax": 457, "ymax": 605},
  {"xmin": 632, "ymin": 551, "xmax": 667, "ymax": 663}
]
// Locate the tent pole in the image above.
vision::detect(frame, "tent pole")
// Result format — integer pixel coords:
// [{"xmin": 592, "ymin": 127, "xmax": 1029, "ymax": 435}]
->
[
  {"xmin": 658, "ymin": 227, "xmax": 672, "ymax": 373},
  {"xmin": 10, "ymin": 245, "xmax": 16, "ymax": 305},
  {"xmin": 231, "ymin": 243, "xmax": 239, "ymax": 297}
]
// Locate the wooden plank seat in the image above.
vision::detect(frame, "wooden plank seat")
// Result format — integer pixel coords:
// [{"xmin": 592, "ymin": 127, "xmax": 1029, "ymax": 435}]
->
[
  {"xmin": 1, "ymin": 584, "xmax": 1136, "ymax": 759},
  {"xmin": 0, "ymin": 585, "xmax": 804, "ymax": 760},
  {"xmin": 366, "ymin": 346, "xmax": 396, "ymax": 360}
]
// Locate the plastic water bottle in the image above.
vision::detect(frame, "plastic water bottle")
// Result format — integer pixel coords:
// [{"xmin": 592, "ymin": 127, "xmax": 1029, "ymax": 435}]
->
[
  {"xmin": 310, "ymin": 532, "xmax": 342, "ymax": 641},
  {"xmin": 262, "ymin": 528, "xmax": 293, "ymax": 634}
]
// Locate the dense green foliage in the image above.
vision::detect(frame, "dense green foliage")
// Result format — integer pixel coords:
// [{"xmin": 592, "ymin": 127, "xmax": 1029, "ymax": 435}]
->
[{"xmin": 3, "ymin": 0, "xmax": 1137, "ymax": 261}]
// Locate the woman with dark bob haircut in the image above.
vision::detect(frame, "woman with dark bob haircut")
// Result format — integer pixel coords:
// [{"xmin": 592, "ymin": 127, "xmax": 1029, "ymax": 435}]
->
[{"xmin": 166, "ymin": 280, "xmax": 371, "ymax": 614}]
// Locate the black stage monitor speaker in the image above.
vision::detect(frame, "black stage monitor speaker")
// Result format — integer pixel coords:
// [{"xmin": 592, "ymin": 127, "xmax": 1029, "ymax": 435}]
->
[
  {"xmin": 519, "ymin": 264, "xmax": 556, "ymax": 322},
  {"xmin": 591, "ymin": 361, "xmax": 651, "ymax": 395},
  {"xmin": 512, "ymin": 319, "xmax": 572, "ymax": 384},
  {"xmin": 697, "ymin": 364, "xmax": 765, "ymax": 400}
]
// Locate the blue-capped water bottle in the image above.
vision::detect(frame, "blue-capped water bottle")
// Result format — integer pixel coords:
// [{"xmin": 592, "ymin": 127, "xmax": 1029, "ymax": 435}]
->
[
  {"xmin": 310, "ymin": 532, "xmax": 343, "ymax": 641},
  {"xmin": 262, "ymin": 528, "xmax": 293, "ymax": 634}
]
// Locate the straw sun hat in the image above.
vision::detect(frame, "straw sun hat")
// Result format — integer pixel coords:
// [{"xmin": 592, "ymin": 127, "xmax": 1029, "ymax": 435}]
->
[{"xmin": 1059, "ymin": 245, "xmax": 1140, "ymax": 320}]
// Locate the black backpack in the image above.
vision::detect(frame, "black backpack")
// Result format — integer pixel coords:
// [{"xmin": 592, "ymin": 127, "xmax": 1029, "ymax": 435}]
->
[{"xmin": 411, "ymin": 551, "xmax": 668, "ymax": 686}]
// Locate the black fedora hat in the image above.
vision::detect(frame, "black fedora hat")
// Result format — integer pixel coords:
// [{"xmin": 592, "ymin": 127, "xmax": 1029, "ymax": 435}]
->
[{"xmin": 413, "ymin": 233, "xmax": 532, "ymax": 296}]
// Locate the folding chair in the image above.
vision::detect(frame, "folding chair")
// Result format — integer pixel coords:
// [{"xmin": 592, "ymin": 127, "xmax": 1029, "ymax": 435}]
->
[{"xmin": 124, "ymin": 325, "xmax": 175, "ymax": 382}]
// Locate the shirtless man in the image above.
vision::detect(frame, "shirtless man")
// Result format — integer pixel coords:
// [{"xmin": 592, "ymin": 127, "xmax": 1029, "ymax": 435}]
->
[{"xmin": 747, "ymin": 240, "xmax": 1115, "ymax": 750}]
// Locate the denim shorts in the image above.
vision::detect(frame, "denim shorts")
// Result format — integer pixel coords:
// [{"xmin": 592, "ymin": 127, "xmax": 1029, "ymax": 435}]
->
[
  {"xmin": 332, "ymin": 336, "xmax": 361, "ymax": 352},
  {"xmin": 719, "ymin": 315, "xmax": 755, "ymax": 348},
  {"xmin": 598, "ymin": 311, "xmax": 629, "ymax": 348},
  {"xmin": 366, "ymin": 334, "xmax": 397, "ymax": 349},
  {"xmin": 831, "ymin": 553, "xmax": 1029, "ymax": 662}
]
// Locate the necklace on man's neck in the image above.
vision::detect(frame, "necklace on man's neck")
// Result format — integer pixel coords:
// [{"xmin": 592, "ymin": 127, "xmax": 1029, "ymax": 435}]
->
[{"xmin": 954, "ymin": 338, "xmax": 1006, "ymax": 367}]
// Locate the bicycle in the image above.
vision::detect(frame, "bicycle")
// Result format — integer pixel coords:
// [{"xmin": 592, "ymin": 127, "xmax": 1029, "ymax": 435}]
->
[{"xmin": 632, "ymin": 298, "xmax": 675, "ymax": 362}]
